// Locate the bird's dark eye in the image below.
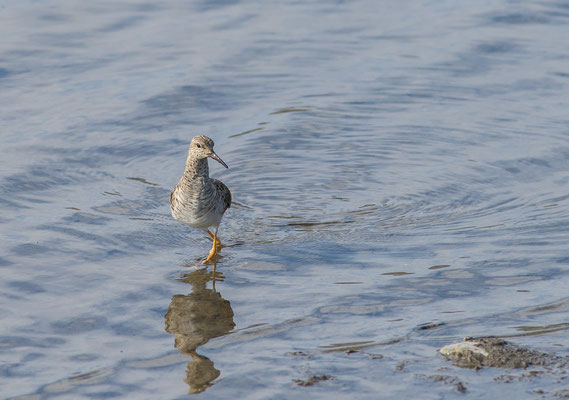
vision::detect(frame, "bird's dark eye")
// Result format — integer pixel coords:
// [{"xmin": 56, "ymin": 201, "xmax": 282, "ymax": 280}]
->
[{"xmin": 196, "ymin": 144, "xmax": 201, "ymax": 148}]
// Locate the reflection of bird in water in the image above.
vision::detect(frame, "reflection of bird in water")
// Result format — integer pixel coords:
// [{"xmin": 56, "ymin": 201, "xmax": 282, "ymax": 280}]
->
[
  {"xmin": 164, "ymin": 267, "xmax": 235, "ymax": 394},
  {"xmin": 170, "ymin": 135, "xmax": 231, "ymax": 263}
]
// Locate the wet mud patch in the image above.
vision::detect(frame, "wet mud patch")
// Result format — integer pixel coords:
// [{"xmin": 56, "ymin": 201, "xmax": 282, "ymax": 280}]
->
[
  {"xmin": 439, "ymin": 337, "xmax": 568, "ymax": 369},
  {"xmin": 431, "ymin": 337, "xmax": 569, "ymax": 397},
  {"xmin": 292, "ymin": 374, "xmax": 334, "ymax": 387}
]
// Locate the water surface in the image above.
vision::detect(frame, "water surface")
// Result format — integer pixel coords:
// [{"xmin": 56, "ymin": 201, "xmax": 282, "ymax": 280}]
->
[{"xmin": 2, "ymin": 0, "xmax": 569, "ymax": 398}]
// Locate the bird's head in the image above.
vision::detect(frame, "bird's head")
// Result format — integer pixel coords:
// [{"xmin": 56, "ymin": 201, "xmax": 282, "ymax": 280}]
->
[{"xmin": 189, "ymin": 135, "xmax": 228, "ymax": 168}]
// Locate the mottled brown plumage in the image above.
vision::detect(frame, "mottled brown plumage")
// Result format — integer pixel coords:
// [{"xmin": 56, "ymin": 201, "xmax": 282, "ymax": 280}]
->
[{"xmin": 170, "ymin": 135, "xmax": 231, "ymax": 263}]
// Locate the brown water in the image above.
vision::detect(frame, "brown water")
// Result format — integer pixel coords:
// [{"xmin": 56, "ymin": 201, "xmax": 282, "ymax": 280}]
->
[{"xmin": 2, "ymin": 0, "xmax": 569, "ymax": 398}]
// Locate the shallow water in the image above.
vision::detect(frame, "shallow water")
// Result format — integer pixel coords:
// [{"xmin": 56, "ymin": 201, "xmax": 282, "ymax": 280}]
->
[{"xmin": 2, "ymin": 0, "xmax": 569, "ymax": 398}]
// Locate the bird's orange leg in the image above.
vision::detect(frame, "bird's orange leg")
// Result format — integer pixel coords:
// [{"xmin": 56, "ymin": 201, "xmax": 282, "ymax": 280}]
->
[
  {"xmin": 207, "ymin": 230, "xmax": 222, "ymax": 248},
  {"xmin": 203, "ymin": 231, "xmax": 219, "ymax": 264}
]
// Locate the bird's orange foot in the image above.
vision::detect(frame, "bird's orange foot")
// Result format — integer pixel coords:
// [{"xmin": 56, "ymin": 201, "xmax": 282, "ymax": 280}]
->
[{"xmin": 203, "ymin": 248, "xmax": 217, "ymax": 264}]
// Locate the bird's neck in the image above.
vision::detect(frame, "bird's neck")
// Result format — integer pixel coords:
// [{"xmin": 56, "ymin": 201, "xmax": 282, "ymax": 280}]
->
[{"xmin": 184, "ymin": 156, "xmax": 209, "ymax": 180}]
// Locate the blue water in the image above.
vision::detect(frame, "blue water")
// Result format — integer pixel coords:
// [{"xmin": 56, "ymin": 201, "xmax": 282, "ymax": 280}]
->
[{"xmin": 2, "ymin": 0, "xmax": 569, "ymax": 398}]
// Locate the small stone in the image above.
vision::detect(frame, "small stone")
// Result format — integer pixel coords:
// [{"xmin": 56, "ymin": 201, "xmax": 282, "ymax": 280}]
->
[{"xmin": 455, "ymin": 382, "xmax": 467, "ymax": 393}]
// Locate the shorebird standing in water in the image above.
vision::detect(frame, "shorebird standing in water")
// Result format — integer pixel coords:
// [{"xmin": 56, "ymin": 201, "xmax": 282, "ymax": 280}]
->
[{"xmin": 170, "ymin": 135, "xmax": 231, "ymax": 263}]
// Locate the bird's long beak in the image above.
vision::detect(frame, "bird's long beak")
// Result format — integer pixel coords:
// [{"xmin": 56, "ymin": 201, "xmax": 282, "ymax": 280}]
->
[{"xmin": 209, "ymin": 152, "xmax": 228, "ymax": 169}]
